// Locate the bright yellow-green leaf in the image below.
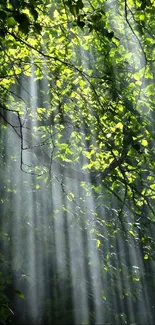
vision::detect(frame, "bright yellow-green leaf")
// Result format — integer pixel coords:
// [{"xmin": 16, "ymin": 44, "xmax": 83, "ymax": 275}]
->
[
  {"xmin": 133, "ymin": 277, "xmax": 140, "ymax": 282},
  {"xmin": 115, "ymin": 122, "xmax": 123, "ymax": 130},
  {"xmin": 96, "ymin": 239, "xmax": 101, "ymax": 248},
  {"xmin": 53, "ymin": 9, "xmax": 59, "ymax": 18},
  {"xmin": 144, "ymin": 254, "xmax": 149, "ymax": 260},
  {"xmin": 79, "ymin": 79, "xmax": 86, "ymax": 87},
  {"xmin": 37, "ymin": 108, "xmax": 46, "ymax": 114},
  {"xmin": 129, "ymin": 230, "xmax": 135, "ymax": 237},
  {"xmin": 150, "ymin": 184, "xmax": 155, "ymax": 190},
  {"xmin": 56, "ymin": 80, "xmax": 61, "ymax": 87},
  {"xmin": 141, "ymin": 139, "xmax": 148, "ymax": 146},
  {"xmin": 67, "ymin": 192, "xmax": 75, "ymax": 201}
]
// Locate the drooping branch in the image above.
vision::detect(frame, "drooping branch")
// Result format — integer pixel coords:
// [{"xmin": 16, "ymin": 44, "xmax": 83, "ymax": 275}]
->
[{"xmin": 0, "ymin": 100, "xmax": 130, "ymax": 185}]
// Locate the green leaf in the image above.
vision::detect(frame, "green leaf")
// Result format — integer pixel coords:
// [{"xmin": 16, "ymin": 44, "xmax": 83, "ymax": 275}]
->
[
  {"xmin": 144, "ymin": 254, "xmax": 149, "ymax": 260},
  {"xmin": 141, "ymin": 139, "xmax": 148, "ymax": 146},
  {"xmin": 7, "ymin": 17, "xmax": 17, "ymax": 28},
  {"xmin": 14, "ymin": 290, "xmax": 25, "ymax": 299},
  {"xmin": 96, "ymin": 239, "xmax": 101, "ymax": 248},
  {"xmin": 133, "ymin": 277, "xmax": 140, "ymax": 282},
  {"xmin": 128, "ymin": 230, "xmax": 135, "ymax": 237}
]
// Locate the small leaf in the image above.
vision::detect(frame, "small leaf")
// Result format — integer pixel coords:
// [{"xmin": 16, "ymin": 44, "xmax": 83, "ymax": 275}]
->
[
  {"xmin": 14, "ymin": 290, "xmax": 25, "ymax": 299},
  {"xmin": 7, "ymin": 17, "xmax": 17, "ymax": 28},
  {"xmin": 37, "ymin": 107, "xmax": 46, "ymax": 114},
  {"xmin": 129, "ymin": 230, "xmax": 135, "ymax": 237},
  {"xmin": 67, "ymin": 192, "xmax": 74, "ymax": 201},
  {"xmin": 141, "ymin": 139, "xmax": 148, "ymax": 147},
  {"xmin": 144, "ymin": 254, "xmax": 149, "ymax": 260},
  {"xmin": 96, "ymin": 239, "xmax": 101, "ymax": 248},
  {"xmin": 133, "ymin": 277, "xmax": 140, "ymax": 282},
  {"xmin": 106, "ymin": 253, "xmax": 109, "ymax": 261},
  {"xmin": 115, "ymin": 122, "xmax": 123, "ymax": 130}
]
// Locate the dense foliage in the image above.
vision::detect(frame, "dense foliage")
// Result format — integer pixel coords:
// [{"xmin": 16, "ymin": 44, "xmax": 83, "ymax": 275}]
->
[{"xmin": 1, "ymin": 0, "xmax": 155, "ymax": 324}]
